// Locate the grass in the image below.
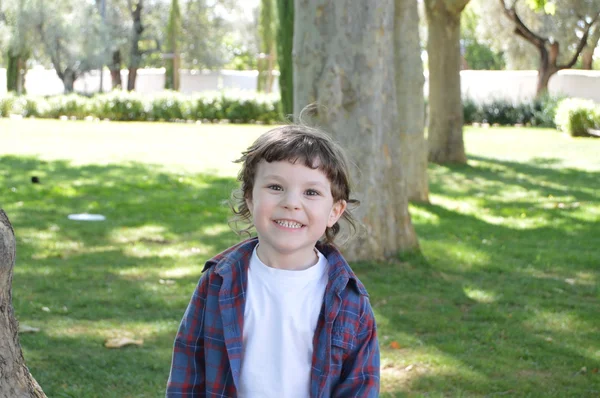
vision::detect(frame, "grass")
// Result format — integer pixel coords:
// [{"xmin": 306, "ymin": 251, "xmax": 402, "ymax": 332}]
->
[{"xmin": 1, "ymin": 119, "xmax": 599, "ymax": 397}]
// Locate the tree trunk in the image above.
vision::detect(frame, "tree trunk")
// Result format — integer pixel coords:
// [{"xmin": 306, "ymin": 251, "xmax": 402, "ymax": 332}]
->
[
  {"xmin": 536, "ymin": 62, "xmax": 556, "ymax": 97},
  {"xmin": 61, "ymin": 68, "xmax": 77, "ymax": 93},
  {"xmin": 395, "ymin": 0, "xmax": 428, "ymax": 203},
  {"xmin": 294, "ymin": 0, "xmax": 419, "ymax": 261},
  {"xmin": 582, "ymin": 49, "xmax": 594, "ymax": 70},
  {"xmin": 0, "ymin": 210, "xmax": 46, "ymax": 397},
  {"xmin": 127, "ymin": 67, "xmax": 138, "ymax": 91},
  {"xmin": 128, "ymin": 0, "xmax": 144, "ymax": 91},
  {"xmin": 109, "ymin": 50, "xmax": 122, "ymax": 89},
  {"xmin": 581, "ymin": 26, "xmax": 600, "ymax": 70},
  {"xmin": 276, "ymin": 0, "xmax": 294, "ymax": 116},
  {"xmin": 425, "ymin": 0, "xmax": 468, "ymax": 164}
]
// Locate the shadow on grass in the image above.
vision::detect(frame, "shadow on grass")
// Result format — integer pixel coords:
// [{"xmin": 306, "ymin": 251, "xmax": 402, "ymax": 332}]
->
[
  {"xmin": 354, "ymin": 156, "xmax": 599, "ymax": 397},
  {"xmin": 1, "ymin": 155, "xmax": 242, "ymax": 397}
]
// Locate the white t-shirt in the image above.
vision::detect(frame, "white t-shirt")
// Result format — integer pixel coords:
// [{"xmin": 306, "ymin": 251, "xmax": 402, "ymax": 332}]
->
[{"xmin": 237, "ymin": 246, "xmax": 329, "ymax": 398}]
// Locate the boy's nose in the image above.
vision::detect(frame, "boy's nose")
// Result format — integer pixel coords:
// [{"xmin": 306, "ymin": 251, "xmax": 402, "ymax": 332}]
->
[{"xmin": 281, "ymin": 192, "xmax": 301, "ymax": 210}]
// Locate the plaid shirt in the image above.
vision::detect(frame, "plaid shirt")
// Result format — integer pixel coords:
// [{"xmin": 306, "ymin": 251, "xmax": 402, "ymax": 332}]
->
[{"xmin": 166, "ymin": 237, "xmax": 380, "ymax": 397}]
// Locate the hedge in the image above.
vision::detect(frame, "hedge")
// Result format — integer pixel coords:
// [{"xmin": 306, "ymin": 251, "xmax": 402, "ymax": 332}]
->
[
  {"xmin": 462, "ymin": 95, "xmax": 562, "ymax": 128},
  {"xmin": 0, "ymin": 90, "xmax": 282, "ymax": 124}
]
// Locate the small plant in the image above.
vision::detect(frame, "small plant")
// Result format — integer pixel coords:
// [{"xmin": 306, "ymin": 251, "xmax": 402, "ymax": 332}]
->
[{"xmin": 554, "ymin": 98, "xmax": 599, "ymax": 137}]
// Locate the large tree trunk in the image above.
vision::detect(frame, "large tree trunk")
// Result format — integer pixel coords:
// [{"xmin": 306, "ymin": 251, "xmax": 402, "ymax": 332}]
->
[
  {"xmin": 294, "ymin": 0, "xmax": 419, "ymax": 261},
  {"xmin": 0, "ymin": 210, "xmax": 46, "ymax": 397},
  {"xmin": 395, "ymin": 0, "xmax": 428, "ymax": 203},
  {"xmin": 425, "ymin": 0, "xmax": 468, "ymax": 164}
]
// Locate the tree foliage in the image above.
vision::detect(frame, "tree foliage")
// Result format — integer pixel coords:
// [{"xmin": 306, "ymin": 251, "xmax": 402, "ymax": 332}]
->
[{"xmin": 462, "ymin": 2, "xmax": 505, "ymax": 69}]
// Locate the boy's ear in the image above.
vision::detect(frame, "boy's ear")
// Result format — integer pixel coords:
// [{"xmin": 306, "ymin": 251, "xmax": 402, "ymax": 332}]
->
[
  {"xmin": 327, "ymin": 200, "xmax": 347, "ymax": 227},
  {"xmin": 245, "ymin": 196, "xmax": 253, "ymax": 214}
]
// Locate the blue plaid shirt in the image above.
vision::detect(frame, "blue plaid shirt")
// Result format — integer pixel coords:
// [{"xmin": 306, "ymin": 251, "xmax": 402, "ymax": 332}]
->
[{"xmin": 167, "ymin": 237, "xmax": 380, "ymax": 397}]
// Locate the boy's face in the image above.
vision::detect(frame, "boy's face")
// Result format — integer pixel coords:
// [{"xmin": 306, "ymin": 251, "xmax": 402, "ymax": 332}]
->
[{"xmin": 246, "ymin": 160, "xmax": 346, "ymax": 268}]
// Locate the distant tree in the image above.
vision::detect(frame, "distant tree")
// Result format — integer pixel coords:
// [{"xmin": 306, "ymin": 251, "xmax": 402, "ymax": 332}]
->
[
  {"xmin": 276, "ymin": 0, "xmax": 293, "ymax": 116},
  {"xmin": 32, "ymin": 0, "xmax": 107, "ymax": 93},
  {"xmin": 180, "ymin": 0, "xmax": 248, "ymax": 70},
  {"xmin": 497, "ymin": 0, "xmax": 600, "ymax": 96},
  {"xmin": 1, "ymin": 0, "xmax": 33, "ymax": 94},
  {"xmin": 462, "ymin": 2, "xmax": 505, "ymax": 70},
  {"xmin": 165, "ymin": 0, "xmax": 181, "ymax": 90},
  {"xmin": 424, "ymin": 0, "xmax": 471, "ymax": 164}
]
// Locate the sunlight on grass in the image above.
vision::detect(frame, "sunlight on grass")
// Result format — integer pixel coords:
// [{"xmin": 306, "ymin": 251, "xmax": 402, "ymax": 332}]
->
[
  {"xmin": 2, "ymin": 120, "xmax": 599, "ymax": 397},
  {"xmin": 160, "ymin": 266, "xmax": 204, "ymax": 279},
  {"xmin": 525, "ymin": 310, "xmax": 592, "ymax": 333},
  {"xmin": 463, "ymin": 286, "xmax": 499, "ymax": 303}
]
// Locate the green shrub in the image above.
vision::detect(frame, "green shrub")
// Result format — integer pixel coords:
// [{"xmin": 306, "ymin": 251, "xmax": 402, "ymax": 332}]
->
[
  {"xmin": 149, "ymin": 91, "xmax": 193, "ymax": 121},
  {"xmin": 0, "ymin": 94, "xmax": 15, "ymax": 117},
  {"xmin": 554, "ymin": 98, "xmax": 599, "ymax": 137},
  {"xmin": 463, "ymin": 97, "xmax": 482, "ymax": 124},
  {"xmin": 45, "ymin": 94, "xmax": 92, "ymax": 119},
  {"xmin": 92, "ymin": 91, "xmax": 149, "ymax": 121},
  {"xmin": 530, "ymin": 94, "xmax": 562, "ymax": 127},
  {"xmin": 1, "ymin": 91, "xmax": 281, "ymax": 123},
  {"xmin": 462, "ymin": 95, "xmax": 561, "ymax": 128}
]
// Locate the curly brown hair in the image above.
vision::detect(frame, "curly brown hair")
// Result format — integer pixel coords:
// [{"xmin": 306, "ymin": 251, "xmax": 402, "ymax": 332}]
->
[{"xmin": 230, "ymin": 124, "xmax": 359, "ymax": 245}]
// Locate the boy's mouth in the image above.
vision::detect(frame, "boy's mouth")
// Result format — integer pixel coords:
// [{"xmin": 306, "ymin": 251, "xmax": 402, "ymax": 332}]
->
[{"xmin": 273, "ymin": 219, "xmax": 304, "ymax": 229}]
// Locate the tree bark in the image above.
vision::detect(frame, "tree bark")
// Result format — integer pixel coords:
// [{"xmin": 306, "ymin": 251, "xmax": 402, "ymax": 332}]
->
[
  {"xmin": 109, "ymin": 50, "xmax": 123, "ymax": 89},
  {"xmin": 294, "ymin": 0, "xmax": 419, "ymax": 261},
  {"xmin": 425, "ymin": 0, "xmax": 469, "ymax": 164},
  {"xmin": 395, "ymin": 0, "xmax": 428, "ymax": 203},
  {"xmin": 0, "ymin": 210, "xmax": 46, "ymax": 397},
  {"xmin": 61, "ymin": 68, "xmax": 77, "ymax": 94},
  {"xmin": 581, "ymin": 25, "xmax": 600, "ymax": 70},
  {"xmin": 128, "ymin": 0, "xmax": 144, "ymax": 91},
  {"xmin": 276, "ymin": 0, "xmax": 294, "ymax": 116}
]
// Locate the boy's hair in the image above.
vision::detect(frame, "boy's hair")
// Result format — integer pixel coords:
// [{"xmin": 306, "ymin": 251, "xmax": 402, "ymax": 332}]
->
[{"xmin": 230, "ymin": 124, "xmax": 359, "ymax": 245}]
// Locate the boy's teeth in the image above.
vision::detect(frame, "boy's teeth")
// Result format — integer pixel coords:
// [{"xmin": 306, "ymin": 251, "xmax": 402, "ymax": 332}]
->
[{"xmin": 276, "ymin": 220, "xmax": 302, "ymax": 228}]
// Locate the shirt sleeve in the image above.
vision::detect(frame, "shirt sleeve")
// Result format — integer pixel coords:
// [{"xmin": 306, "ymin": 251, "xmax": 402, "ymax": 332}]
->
[
  {"xmin": 333, "ymin": 296, "xmax": 380, "ymax": 398},
  {"xmin": 166, "ymin": 270, "xmax": 211, "ymax": 397}
]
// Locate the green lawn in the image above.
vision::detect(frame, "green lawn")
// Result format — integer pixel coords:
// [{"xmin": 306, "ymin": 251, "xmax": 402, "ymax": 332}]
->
[{"xmin": 1, "ymin": 119, "xmax": 599, "ymax": 397}]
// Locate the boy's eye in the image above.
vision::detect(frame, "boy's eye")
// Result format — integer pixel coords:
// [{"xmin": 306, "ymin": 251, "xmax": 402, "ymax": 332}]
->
[
  {"xmin": 305, "ymin": 189, "xmax": 320, "ymax": 196},
  {"xmin": 267, "ymin": 184, "xmax": 283, "ymax": 191}
]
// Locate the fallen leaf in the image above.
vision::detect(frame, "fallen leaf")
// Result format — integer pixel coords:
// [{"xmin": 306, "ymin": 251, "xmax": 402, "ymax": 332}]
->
[
  {"xmin": 19, "ymin": 325, "xmax": 40, "ymax": 333},
  {"xmin": 405, "ymin": 364, "xmax": 414, "ymax": 372},
  {"xmin": 592, "ymin": 368, "xmax": 598, "ymax": 374},
  {"xmin": 390, "ymin": 341, "xmax": 401, "ymax": 349},
  {"xmin": 104, "ymin": 337, "xmax": 144, "ymax": 349}
]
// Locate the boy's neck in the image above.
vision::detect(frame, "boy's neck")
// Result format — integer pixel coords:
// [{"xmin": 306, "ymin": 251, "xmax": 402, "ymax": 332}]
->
[{"xmin": 255, "ymin": 244, "xmax": 319, "ymax": 271}]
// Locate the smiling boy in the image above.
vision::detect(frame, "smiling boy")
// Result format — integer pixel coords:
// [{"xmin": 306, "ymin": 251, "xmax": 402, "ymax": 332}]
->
[{"xmin": 166, "ymin": 125, "xmax": 380, "ymax": 397}]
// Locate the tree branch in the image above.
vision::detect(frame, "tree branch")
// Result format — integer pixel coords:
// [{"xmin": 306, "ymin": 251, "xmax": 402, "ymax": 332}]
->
[
  {"xmin": 559, "ymin": 12, "xmax": 600, "ymax": 69},
  {"xmin": 498, "ymin": 0, "xmax": 547, "ymax": 49}
]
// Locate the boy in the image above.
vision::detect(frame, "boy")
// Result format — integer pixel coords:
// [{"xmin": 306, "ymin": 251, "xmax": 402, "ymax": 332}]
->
[{"xmin": 167, "ymin": 125, "xmax": 380, "ymax": 397}]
